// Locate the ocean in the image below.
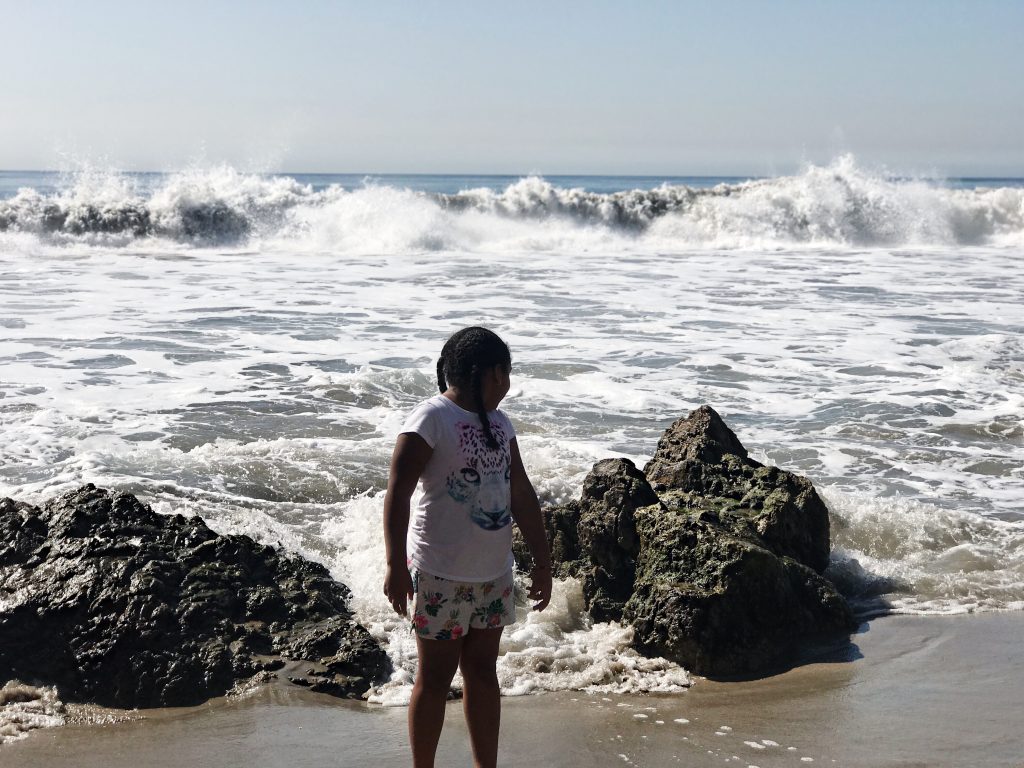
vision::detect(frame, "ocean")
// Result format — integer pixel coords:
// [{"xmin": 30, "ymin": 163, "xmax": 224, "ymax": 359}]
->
[{"xmin": 1, "ymin": 155, "xmax": 1022, "ymax": 710}]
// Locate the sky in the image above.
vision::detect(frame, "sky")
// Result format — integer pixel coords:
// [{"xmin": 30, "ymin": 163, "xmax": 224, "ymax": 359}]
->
[{"xmin": 1, "ymin": 0, "xmax": 1022, "ymax": 176}]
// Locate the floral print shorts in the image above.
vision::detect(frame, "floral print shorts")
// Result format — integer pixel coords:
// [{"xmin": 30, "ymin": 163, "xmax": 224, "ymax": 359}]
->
[{"xmin": 410, "ymin": 568, "xmax": 515, "ymax": 640}]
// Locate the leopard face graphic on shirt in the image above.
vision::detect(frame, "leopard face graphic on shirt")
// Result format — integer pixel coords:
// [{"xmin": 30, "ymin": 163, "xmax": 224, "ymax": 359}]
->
[
  {"xmin": 445, "ymin": 420, "xmax": 512, "ymax": 531},
  {"xmin": 401, "ymin": 395, "xmax": 517, "ymax": 581}
]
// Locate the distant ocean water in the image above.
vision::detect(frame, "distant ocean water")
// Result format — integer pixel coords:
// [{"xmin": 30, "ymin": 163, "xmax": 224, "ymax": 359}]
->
[{"xmin": 1, "ymin": 155, "xmax": 1022, "ymax": 710}]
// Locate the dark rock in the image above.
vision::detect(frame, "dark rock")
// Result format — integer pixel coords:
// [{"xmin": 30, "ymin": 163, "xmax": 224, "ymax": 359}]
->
[
  {"xmin": 512, "ymin": 502, "xmax": 585, "ymax": 578},
  {"xmin": 0, "ymin": 484, "xmax": 389, "ymax": 708},
  {"xmin": 535, "ymin": 406, "xmax": 855, "ymax": 677},
  {"xmin": 576, "ymin": 459, "xmax": 661, "ymax": 622},
  {"xmin": 513, "ymin": 458, "xmax": 661, "ymax": 622},
  {"xmin": 622, "ymin": 493, "xmax": 855, "ymax": 677},
  {"xmin": 645, "ymin": 405, "xmax": 749, "ymax": 473},
  {"xmin": 282, "ymin": 616, "xmax": 388, "ymax": 682},
  {"xmin": 644, "ymin": 405, "xmax": 831, "ymax": 573},
  {"xmin": 308, "ymin": 675, "xmax": 368, "ymax": 699}
]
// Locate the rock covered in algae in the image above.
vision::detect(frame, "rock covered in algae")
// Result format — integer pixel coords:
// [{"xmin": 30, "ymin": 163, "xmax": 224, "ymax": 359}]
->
[
  {"xmin": 520, "ymin": 405, "xmax": 855, "ymax": 677},
  {"xmin": 622, "ymin": 490, "xmax": 854, "ymax": 676},
  {"xmin": 0, "ymin": 484, "xmax": 388, "ymax": 708},
  {"xmin": 512, "ymin": 456, "xmax": 655, "ymax": 622},
  {"xmin": 644, "ymin": 405, "xmax": 832, "ymax": 573}
]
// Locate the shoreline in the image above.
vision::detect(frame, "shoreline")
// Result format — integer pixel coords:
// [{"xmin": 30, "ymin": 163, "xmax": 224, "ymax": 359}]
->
[{"xmin": 5, "ymin": 611, "xmax": 1023, "ymax": 767}]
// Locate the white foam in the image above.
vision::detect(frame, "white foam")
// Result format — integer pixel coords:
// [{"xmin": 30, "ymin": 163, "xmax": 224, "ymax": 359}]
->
[
  {"xmin": 2, "ymin": 159, "xmax": 1024, "ymax": 705},
  {"xmin": 0, "ymin": 682, "xmax": 65, "ymax": 744},
  {"xmin": 825, "ymin": 488, "xmax": 1024, "ymax": 616},
  {"xmin": 3, "ymin": 157, "xmax": 1024, "ymax": 251}
]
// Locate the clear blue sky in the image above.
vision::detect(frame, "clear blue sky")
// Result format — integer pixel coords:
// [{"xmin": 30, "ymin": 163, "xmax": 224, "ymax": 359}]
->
[{"xmin": 2, "ymin": 0, "xmax": 1022, "ymax": 175}]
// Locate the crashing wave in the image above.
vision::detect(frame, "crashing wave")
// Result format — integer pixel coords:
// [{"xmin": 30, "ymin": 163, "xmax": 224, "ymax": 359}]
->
[
  {"xmin": 0, "ymin": 166, "xmax": 311, "ymax": 244},
  {"xmin": 0, "ymin": 681, "xmax": 66, "ymax": 744},
  {"xmin": 1, "ymin": 156, "xmax": 1022, "ymax": 249},
  {"xmin": 438, "ymin": 175, "xmax": 700, "ymax": 230}
]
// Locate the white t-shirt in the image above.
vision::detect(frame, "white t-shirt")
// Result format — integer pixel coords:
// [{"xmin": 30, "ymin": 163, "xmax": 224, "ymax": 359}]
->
[{"xmin": 400, "ymin": 395, "xmax": 517, "ymax": 582}]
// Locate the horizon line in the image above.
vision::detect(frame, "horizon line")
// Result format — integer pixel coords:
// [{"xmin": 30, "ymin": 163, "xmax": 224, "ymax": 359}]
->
[{"xmin": 2, "ymin": 168, "xmax": 1024, "ymax": 182}]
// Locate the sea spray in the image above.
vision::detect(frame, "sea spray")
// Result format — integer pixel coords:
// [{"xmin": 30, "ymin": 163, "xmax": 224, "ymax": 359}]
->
[
  {"xmin": 3, "ymin": 156, "xmax": 1023, "ymax": 249},
  {"xmin": 0, "ymin": 682, "xmax": 65, "ymax": 744},
  {"xmin": 2, "ymin": 157, "xmax": 1023, "ymax": 706},
  {"xmin": 824, "ymin": 488, "xmax": 1024, "ymax": 617}
]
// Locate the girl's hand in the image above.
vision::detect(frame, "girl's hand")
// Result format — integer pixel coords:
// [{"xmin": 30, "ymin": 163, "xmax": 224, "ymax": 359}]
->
[
  {"xmin": 384, "ymin": 564, "xmax": 414, "ymax": 617},
  {"xmin": 528, "ymin": 564, "xmax": 552, "ymax": 612}
]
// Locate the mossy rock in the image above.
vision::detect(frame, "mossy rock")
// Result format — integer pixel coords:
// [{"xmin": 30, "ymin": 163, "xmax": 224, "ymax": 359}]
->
[
  {"xmin": 532, "ymin": 405, "xmax": 855, "ymax": 677},
  {"xmin": 622, "ymin": 501, "xmax": 855, "ymax": 677}
]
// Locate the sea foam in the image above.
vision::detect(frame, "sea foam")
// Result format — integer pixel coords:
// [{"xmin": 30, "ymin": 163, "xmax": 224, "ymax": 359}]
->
[
  {"xmin": 2, "ymin": 156, "xmax": 1022, "ymax": 250},
  {"xmin": 0, "ymin": 682, "xmax": 65, "ymax": 744},
  {"xmin": 2, "ymin": 156, "xmax": 1023, "ymax": 712}
]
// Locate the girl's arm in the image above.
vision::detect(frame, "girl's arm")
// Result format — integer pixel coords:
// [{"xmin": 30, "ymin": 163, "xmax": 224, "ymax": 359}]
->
[
  {"xmin": 509, "ymin": 438, "xmax": 553, "ymax": 611},
  {"xmin": 382, "ymin": 432, "xmax": 433, "ymax": 616}
]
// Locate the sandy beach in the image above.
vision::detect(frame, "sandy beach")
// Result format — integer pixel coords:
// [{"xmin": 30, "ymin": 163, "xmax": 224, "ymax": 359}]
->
[{"xmin": 5, "ymin": 612, "xmax": 1022, "ymax": 768}]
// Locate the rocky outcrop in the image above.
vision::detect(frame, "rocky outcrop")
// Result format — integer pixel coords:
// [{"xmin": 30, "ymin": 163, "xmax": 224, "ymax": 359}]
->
[
  {"xmin": 575, "ymin": 459, "xmax": 659, "ymax": 622},
  {"xmin": 644, "ymin": 406, "xmax": 832, "ymax": 573},
  {"xmin": 622, "ymin": 492, "xmax": 854, "ymax": 677},
  {"xmin": 0, "ymin": 485, "xmax": 388, "ymax": 708},
  {"xmin": 512, "ymin": 458, "xmax": 658, "ymax": 620},
  {"xmin": 521, "ymin": 405, "xmax": 855, "ymax": 677},
  {"xmin": 513, "ymin": 501, "xmax": 586, "ymax": 580}
]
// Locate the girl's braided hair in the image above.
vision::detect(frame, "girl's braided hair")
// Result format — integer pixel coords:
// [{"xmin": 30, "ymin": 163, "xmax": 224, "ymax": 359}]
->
[{"xmin": 436, "ymin": 326, "xmax": 511, "ymax": 450}]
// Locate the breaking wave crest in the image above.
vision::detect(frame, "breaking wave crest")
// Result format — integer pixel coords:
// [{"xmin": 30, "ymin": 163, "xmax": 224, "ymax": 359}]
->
[
  {"xmin": 1, "ymin": 156, "xmax": 1022, "ymax": 250},
  {"xmin": 0, "ymin": 166, "xmax": 309, "ymax": 245},
  {"xmin": 824, "ymin": 489, "xmax": 1024, "ymax": 618},
  {"xmin": 0, "ymin": 681, "xmax": 65, "ymax": 744}
]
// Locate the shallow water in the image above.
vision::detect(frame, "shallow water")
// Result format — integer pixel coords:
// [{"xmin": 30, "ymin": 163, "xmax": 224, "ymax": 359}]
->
[
  {"xmin": 1, "ymin": 158, "xmax": 1022, "ymax": 709},
  {"xmin": 6, "ymin": 614, "xmax": 1024, "ymax": 766}
]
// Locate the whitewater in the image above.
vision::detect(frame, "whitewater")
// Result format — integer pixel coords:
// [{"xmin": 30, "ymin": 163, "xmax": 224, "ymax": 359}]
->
[{"xmin": 1, "ymin": 156, "xmax": 1022, "ymax": 716}]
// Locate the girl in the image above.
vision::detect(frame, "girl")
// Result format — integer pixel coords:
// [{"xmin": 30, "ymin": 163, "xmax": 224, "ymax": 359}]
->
[{"xmin": 383, "ymin": 326, "xmax": 553, "ymax": 768}]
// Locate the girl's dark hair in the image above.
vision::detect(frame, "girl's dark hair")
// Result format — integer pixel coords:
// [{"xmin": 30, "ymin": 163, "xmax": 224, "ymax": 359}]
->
[{"xmin": 436, "ymin": 326, "xmax": 511, "ymax": 450}]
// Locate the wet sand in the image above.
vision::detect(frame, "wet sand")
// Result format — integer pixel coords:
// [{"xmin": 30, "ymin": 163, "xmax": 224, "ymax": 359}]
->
[{"xmin": 5, "ymin": 613, "xmax": 1024, "ymax": 768}]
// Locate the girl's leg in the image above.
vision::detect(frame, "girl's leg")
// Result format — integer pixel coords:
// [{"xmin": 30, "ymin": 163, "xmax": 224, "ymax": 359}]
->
[
  {"xmin": 410, "ymin": 636, "xmax": 464, "ymax": 768},
  {"xmin": 459, "ymin": 626, "xmax": 504, "ymax": 768}
]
